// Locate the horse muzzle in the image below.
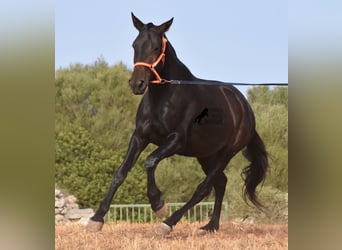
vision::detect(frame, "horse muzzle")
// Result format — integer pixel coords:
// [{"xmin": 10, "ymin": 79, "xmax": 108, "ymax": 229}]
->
[{"xmin": 128, "ymin": 78, "xmax": 147, "ymax": 95}]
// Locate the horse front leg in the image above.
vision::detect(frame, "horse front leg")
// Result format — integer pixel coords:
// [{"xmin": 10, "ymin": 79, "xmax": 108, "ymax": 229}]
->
[
  {"xmin": 86, "ymin": 132, "xmax": 147, "ymax": 232},
  {"xmin": 144, "ymin": 133, "xmax": 184, "ymax": 219}
]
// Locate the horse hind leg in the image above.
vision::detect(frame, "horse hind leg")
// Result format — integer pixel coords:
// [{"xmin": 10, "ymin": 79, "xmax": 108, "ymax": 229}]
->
[
  {"xmin": 198, "ymin": 172, "xmax": 227, "ymax": 233},
  {"xmin": 161, "ymin": 176, "xmax": 214, "ymax": 232},
  {"xmin": 160, "ymin": 153, "xmax": 231, "ymax": 233},
  {"xmin": 197, "ymin": 157, "xmax": 229, "ymax": 233}
]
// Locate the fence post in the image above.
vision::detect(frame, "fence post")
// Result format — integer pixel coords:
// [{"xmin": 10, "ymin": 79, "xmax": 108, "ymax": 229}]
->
[{"xmin": 222, "ymin": 201, "xmax": 228, "ymax": 221}]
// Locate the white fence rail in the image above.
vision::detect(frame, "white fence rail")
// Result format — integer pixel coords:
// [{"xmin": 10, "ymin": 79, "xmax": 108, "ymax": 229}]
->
[{"xmin": 105, "ymin": 201, "xmax": 228, "ymax": 223}]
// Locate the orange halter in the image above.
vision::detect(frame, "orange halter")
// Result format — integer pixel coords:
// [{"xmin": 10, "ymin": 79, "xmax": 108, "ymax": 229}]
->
[{"xmin": 133, "ymin": 37, "xmax": 167, "ymax": 84}]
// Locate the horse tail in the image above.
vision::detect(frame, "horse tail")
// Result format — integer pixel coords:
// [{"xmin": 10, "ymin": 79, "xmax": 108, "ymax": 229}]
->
[{"xmin": 241, "ymin": 130, "xmax": 268, "ymax": 209}]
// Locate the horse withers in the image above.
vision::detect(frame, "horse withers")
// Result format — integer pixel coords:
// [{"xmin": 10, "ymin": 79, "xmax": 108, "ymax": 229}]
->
[{"xmin": 86, "ymin": 13, "xmax": 268, "ymax": 234}]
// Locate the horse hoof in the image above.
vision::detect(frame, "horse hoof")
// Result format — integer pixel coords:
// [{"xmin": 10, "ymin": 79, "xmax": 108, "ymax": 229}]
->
[
  {"xmin": 196, "ymin": 228, "xmax": 208, "ymax": 236},
  {"xmin": 155, "ymin": 203, "xmax": 169, "ymax": 218},
  {"xmin": 196, "ymin": 227, "xmax": 217, "ymax": 235},
  {"xmin": 85, "ymin": 220, "xmax": 104, "ymax": 232},
  {"xmin": 154, "ymin": 222, "xmax": 172, "ymax": 235}
]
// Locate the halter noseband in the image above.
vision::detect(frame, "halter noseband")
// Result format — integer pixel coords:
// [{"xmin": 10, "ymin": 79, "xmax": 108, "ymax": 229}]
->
[{"xmin": 133, "ymin": 37, "xmax": 167, "ymax": 84}]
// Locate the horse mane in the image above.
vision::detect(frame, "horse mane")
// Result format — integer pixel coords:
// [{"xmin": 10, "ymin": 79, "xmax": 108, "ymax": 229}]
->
[{"xmin": 163, "ymin": 35, "xmax": 198, "ymax": 80}]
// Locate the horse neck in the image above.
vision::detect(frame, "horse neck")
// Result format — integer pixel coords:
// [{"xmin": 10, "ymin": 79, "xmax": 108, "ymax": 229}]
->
[
  {"xmin": 161, "ymin": 41, "xmax": 198, "ymax": 81},
  {"xmin": 145, "ymin": 41, "xmax": 198, "ymax": 107}
]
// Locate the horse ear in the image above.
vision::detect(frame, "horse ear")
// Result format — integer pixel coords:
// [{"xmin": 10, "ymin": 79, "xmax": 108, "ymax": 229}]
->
[
  {"xmin": 131, "ymin": 12, "xmax": 144, "ymax": 31},
  {"xmin": 158, "ymin": 17, "xmax": 174, "ymax": 33}
]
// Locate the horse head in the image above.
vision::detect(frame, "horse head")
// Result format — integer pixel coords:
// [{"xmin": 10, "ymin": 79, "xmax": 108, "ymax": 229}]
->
[{"xmin": 129, "ymin": 13, "xmax": 173, "ymax": 95}]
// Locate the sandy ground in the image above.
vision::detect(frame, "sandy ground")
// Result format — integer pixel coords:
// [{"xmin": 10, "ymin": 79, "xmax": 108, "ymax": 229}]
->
[{"xmin": 55, "ymin": 221, "xmax": 288, "ymax": 250}]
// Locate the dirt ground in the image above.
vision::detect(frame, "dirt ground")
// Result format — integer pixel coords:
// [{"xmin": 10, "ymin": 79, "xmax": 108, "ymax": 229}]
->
[{"xmin": 55, "ymin": 221, "xmax": 288, "ymax": 250}]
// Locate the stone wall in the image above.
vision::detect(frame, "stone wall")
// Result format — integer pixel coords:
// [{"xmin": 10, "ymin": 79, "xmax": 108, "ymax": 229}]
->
[{"xmin": 55, "ymin": 186, "xmax": 94, "ymax": 225}]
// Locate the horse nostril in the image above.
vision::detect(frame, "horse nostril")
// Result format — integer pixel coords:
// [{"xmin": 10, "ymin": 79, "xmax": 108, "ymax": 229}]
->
[{"xmin": 138, "ymin": 80, "xmax": 144, "ymax": 89}]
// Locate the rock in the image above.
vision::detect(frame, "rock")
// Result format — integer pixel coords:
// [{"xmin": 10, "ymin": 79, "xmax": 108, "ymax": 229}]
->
[
  {"xmin": 78, "ymin": 217, "xmax": 90, "ymax": 225},
  {"xmin": 55, "ymin": 208, "xmax": 63, "ymax": 214},
  {"xmin": 66, "ymin": 195, "xmax": 77, "ymax": 204},
  {"xmin": 55, "ymin": 189, "xmax": 61, "ymax": 197},
  {"xmin": 55, "ymin": 185, "xmax": 94, "ymax": 225},
  {"xmin": 69, "ymin": 203, "xmax": 79, "ymax": 209},
  {"xmin": 61, "ymin": 207, "xmax": 68, "ymax": 215},
  {"xmin": 66, "ymin": 208, "xmax": 94, "ymax": 220},
  {"xmin": 55, "ymin": 197, "xmax": 66, "ymax": 208},
  {"xmin": 55, "ymin": 214, "xmax": 65, "ymax": 223}
]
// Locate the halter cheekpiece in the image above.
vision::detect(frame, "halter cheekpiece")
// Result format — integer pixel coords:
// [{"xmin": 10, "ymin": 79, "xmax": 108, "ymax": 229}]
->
[{"xmin": 133, "ymin": 37, "xmax": 167, "ymax": 84}]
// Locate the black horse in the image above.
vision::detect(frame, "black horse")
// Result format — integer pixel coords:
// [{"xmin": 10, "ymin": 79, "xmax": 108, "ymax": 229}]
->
[{"xmin": 86, "ymin": 13, "xmax": 268, "ymax": 234}]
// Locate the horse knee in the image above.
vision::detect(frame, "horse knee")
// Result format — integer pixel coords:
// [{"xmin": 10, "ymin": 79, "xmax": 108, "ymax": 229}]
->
[{"xmin": 145, "ymin": 155, "xmax": 158, "ymax": 170}]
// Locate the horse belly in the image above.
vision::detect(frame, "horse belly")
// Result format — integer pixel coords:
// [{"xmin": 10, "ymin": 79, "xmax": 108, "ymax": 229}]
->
[{"xmin": 186, "ymin": 124, "xmax": 234, "ymax": 157}]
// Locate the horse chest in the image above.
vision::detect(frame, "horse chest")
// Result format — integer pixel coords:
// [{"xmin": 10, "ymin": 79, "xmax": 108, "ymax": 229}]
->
[
  {"xmin": 144, "ymin": 114, "xmax": 179, "ymax": 138},
  {"xmin": 136, "ymin": 103, "xmax": 188, "ymax": 146}
]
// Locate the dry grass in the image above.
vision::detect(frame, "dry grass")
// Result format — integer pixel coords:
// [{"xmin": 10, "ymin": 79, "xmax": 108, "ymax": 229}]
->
[{"xmin": 55, "ymin": 221, "xmax": 288, "ymax": 250}]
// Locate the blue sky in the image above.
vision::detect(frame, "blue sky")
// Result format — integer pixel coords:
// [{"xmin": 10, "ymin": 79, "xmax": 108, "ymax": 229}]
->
[{"xmin": 55, "ymin": 0, "xmax": 288, "ymax": 95}]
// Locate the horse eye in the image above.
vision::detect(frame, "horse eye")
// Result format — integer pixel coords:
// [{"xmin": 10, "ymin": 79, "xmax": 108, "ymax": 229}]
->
[{"xmin": 154, "ymin": 47, "xmax": 160, "ymax": 52}]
